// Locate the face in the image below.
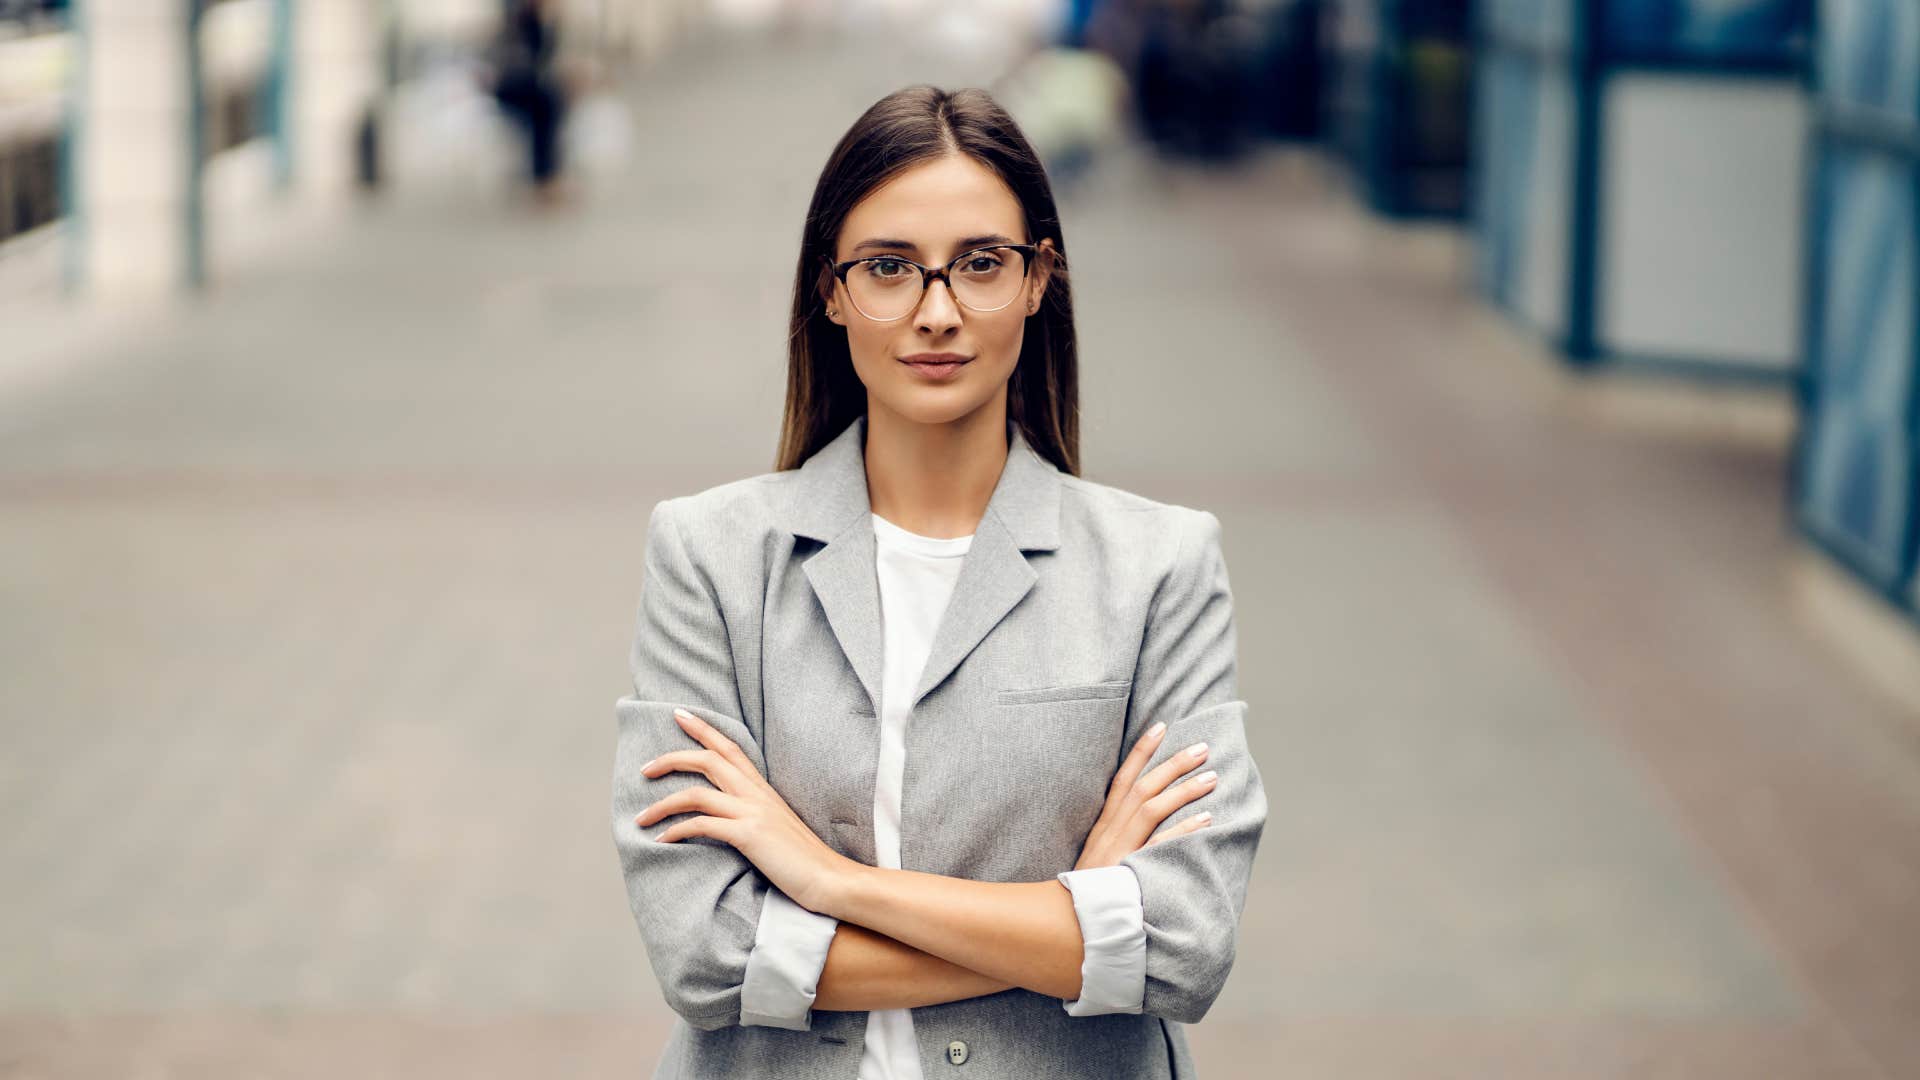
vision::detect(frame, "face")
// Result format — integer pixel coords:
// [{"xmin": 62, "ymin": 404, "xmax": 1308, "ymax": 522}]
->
[{"xmin": 823, "ymin": 152, "xmax": 1055, "ymax": 429}]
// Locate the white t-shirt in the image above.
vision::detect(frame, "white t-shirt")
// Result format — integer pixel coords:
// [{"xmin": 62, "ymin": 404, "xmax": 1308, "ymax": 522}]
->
[{"xmin": 860, "ymin": 510, "xmax": 973, "ymax": 1080}]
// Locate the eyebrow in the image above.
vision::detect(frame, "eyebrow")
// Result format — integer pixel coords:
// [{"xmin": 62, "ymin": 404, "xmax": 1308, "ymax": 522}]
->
[{"xmin": 850, "ymin": 233, "xmax": 1018, "ymax": 255}]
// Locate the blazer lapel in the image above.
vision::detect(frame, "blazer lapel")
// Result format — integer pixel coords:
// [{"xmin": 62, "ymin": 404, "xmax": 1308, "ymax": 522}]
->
[
  {"xmin": 908, "ymin": 502, "xmax": 1032, "ymax": 711},
  {"xmin": 800, "ymin": 521, "xmax": 884, "ymax": 717},
  {"xmin": 784, "ymin": 411, "xmax": 1063, "ymax": 718}
]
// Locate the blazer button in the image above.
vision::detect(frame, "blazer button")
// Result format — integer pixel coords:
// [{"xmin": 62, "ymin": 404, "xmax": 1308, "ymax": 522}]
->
[{"xmin": 946, "ymin": 1040, "xmax": 969, "ymax": 1065}]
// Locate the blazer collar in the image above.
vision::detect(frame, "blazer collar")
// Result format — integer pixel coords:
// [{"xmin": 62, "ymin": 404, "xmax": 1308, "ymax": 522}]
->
[
  {"xmin": 786, "ymin": 411, "xmax": 1063, "ymax": 716},
  {"xmin": 784, "ymin": 411, "xmax": 1062, "ymax": 550}
]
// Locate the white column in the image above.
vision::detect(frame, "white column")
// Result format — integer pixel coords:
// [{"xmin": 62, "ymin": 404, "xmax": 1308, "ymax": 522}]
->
[
  {"xmin": 75, "ymin": 0, "xmax": 196, "ymax": 299},
  {"xmin": 289, "ymin": 0, "xmax": 381, "ymax": 204}
]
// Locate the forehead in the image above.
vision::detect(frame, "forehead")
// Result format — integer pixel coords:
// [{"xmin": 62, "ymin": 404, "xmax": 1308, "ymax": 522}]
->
[{"xmin": 838, "ymin": 153, "xmax": 1026, "ymax": 255}]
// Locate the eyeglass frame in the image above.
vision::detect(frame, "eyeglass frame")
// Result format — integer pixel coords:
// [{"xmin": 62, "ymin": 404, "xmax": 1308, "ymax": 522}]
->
[{"xmin": 824, "ymin": 243, "xmax": 1042, "ymax": 321}]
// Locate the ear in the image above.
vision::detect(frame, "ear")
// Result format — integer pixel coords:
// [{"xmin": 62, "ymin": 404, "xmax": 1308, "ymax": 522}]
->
[
  {"xmin": 816, "ymin": 261, "xmax": 846, "ymax": 326},
  {"xmin": 1026, "ymin": 238, "xmax": 1057, "ymax": 316}
]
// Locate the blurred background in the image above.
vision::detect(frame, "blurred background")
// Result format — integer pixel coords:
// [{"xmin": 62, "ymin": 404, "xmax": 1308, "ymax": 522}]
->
[{"xmin": 3, "ymin": 0, "xmax": 1919, "ymax": 1076}]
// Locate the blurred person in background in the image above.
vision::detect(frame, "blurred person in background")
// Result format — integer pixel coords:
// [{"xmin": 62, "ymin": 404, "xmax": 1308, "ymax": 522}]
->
[
  {"xmin": 1084, "ymin": 0, "xmax": 1262, "ymax": 160},
  {"xmin": 486, "ymin": 0, "xmax": 570, "ymax": 204},
  {"xmin": 611, "ymin": 85, "xmax": 1266, "ymax": 1078}
]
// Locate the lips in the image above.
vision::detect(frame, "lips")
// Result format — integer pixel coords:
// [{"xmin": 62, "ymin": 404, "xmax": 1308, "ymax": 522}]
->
[{"xmin": 898, "ymin": 354, "xmax": 973, "ymax": 381}]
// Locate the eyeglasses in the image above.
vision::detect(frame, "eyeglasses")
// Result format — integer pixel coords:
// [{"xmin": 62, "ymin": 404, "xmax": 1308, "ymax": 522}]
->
[{"xmin": 826, "ymin": 244, "xmax": 1039, "ymax": 322}]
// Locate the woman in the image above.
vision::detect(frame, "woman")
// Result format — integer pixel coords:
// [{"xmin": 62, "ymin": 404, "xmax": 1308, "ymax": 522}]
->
[{"xmin": 610, "ymin": 85, "xmax": 1266, "ymax": 1080}]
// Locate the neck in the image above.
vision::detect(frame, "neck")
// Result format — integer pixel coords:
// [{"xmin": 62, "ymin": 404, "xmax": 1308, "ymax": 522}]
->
[{"xmin": 862, "ymin": 399, "xmax": 1009, "ymax": 540}]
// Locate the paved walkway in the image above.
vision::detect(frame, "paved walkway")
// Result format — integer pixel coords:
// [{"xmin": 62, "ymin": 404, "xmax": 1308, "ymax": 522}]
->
[{"xmin": 3, "ymin": 26, "xmax": 1917, "ymax": 1080}]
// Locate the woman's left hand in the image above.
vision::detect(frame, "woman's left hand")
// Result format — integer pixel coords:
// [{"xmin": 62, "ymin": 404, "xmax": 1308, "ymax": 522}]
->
[{"xmin": 634, "ymin": 708, "xmax": 859, "ymax": 916}]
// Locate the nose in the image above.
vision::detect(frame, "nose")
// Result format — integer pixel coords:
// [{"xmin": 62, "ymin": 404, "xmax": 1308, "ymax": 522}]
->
[{"xmin": 914, "ymin": 276, "xmax": 962, "ymax": 336}]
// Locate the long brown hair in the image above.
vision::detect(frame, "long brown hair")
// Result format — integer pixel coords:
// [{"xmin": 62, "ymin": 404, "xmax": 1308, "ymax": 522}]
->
[{"xmin": 773, "ymin": 85, "xmax": 1080, "ymax": 477}]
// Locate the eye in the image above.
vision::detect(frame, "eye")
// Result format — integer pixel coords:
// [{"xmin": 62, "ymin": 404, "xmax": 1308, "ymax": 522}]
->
[
  {"xmin": 862, "ymin": 258, "xmax": 913, "ymax": 281},
  {"xmin": 958, "ymin": 251, "xmax": 1005, "ymax": 276}
]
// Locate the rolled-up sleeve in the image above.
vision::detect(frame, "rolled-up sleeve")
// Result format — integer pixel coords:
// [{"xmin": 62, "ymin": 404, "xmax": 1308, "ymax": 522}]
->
[
  {"xmin": 610, "ymin": 497, "xmax": 783, "ymax": 1031},
  {"xmin": 1055, "ymin": 864, "xmax": 1147, "ymax": 1016},
  {"xmin": 1116, "ymin": 508, "xmax": 1268, "ymax": 1025},
  {"xmin": 739, "ymin": 888, "xmax": 841, "ymax": 1029}
]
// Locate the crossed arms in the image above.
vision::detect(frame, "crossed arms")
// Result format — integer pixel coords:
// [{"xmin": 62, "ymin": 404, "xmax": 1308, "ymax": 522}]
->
[{"xmin": 609, "ymin": 497, "xmax": 1266, "ymax": 1030}]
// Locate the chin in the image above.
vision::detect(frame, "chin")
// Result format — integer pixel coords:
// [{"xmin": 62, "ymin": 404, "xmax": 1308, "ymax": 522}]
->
[
  {"xmin": 884, "ymin": 398, "xmax": 980, "ymax": 426},
  {"xmin": 876, "ymin": 387, "xmax": 1004, "ymax": 427}
]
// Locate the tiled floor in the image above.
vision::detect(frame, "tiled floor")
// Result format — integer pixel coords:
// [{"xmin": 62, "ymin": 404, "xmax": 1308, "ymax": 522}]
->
[{"xmin": 3, "ymin": 27, "xmax": 1916, "ymax": 1080}]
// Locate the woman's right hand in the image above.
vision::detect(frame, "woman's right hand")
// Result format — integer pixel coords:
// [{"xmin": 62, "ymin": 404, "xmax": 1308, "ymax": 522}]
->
[{"xmin": 1072, "ymin": 721, "xmax": 1217, "ymax": 871}]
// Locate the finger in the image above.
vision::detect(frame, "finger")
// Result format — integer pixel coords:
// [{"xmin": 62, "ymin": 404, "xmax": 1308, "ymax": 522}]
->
[
  {"xmin": 1145, "ymin": 810, "xmax": 1213, "ymax": 847},
  {"xmin": 1104, "ymin": 721, "xmax": 1168, "ymax": 815},
  {"xmin": 654, "ymin": 815, "xmax": 735, "ymax": 845},
  {"xmin": 673, "ymin": 709, "xmax": 760, "ymax": 782},
  {"xmin": 640, "ymin": 748, "xmax": 740, "ymax": 793},
  {"xmin": 1129, "ymin": 739, "xmax": 1210, "ymax": 806},
  {"xmin": 634, "ymin": 784, "xmax": 744, "ymax": 828},
  {"xmin": 1137, "ymin": 769, "xmax": 1217, "ymax": 830}
]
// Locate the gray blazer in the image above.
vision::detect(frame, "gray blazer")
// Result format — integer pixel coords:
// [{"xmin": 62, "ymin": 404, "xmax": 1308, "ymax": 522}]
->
[{"xmin": 610, "ymin": 412, "xmax": 1266, "ymax": 1079}]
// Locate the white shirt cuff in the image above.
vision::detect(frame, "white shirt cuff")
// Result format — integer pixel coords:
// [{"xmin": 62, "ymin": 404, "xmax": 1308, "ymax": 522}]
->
[
  {"xmin": 1055, "ymin": 865, "xmax": 1147, "ymax": 1016},
  {"xmin": 739, "ymin": 888, "xmax": 839, "ymax": 1030}
]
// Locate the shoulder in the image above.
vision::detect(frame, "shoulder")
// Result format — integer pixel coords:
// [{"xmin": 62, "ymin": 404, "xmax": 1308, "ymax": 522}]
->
[
  {"xmin": 1055, "ymin": 473, "xmax": 1227, "ymax": 580},
  {"xmin": 647, "ymin": 472, "xmax": 791, "ymax": 559},
  {"xmin": 653, "ymin": 472, "xmax": 784, "ymax": 528},
  {"xmin": 1058, "ymin": 472, "xmax": 1214, "ymax": 524}
]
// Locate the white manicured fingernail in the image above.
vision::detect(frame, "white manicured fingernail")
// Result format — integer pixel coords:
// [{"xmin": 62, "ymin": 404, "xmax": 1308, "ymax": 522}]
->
[
  {"xmin": 1197, "ymin": 770, "xmax": 1218, "ymax": 785},
  {"xmin": 1195, "ymin": 812, "xmax": 1212, "ymax": 825},
  {"xmin": 1147, "ymin": 721, "xmax": 1166, "ymax": 739},
  {"xmin": 1187, "ymin": 742, "xmax": 1208, "ymax": 758}
]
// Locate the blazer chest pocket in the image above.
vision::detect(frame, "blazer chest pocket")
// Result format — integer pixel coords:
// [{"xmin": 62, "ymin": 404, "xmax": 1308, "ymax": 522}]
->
[
  {"xmin": 989, "ymin": 682, "xmax": 1132, "ymax": 821},
  {"xmin": 993, "ymin": 679, "xmax": 1132, "ymax": 706}
]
